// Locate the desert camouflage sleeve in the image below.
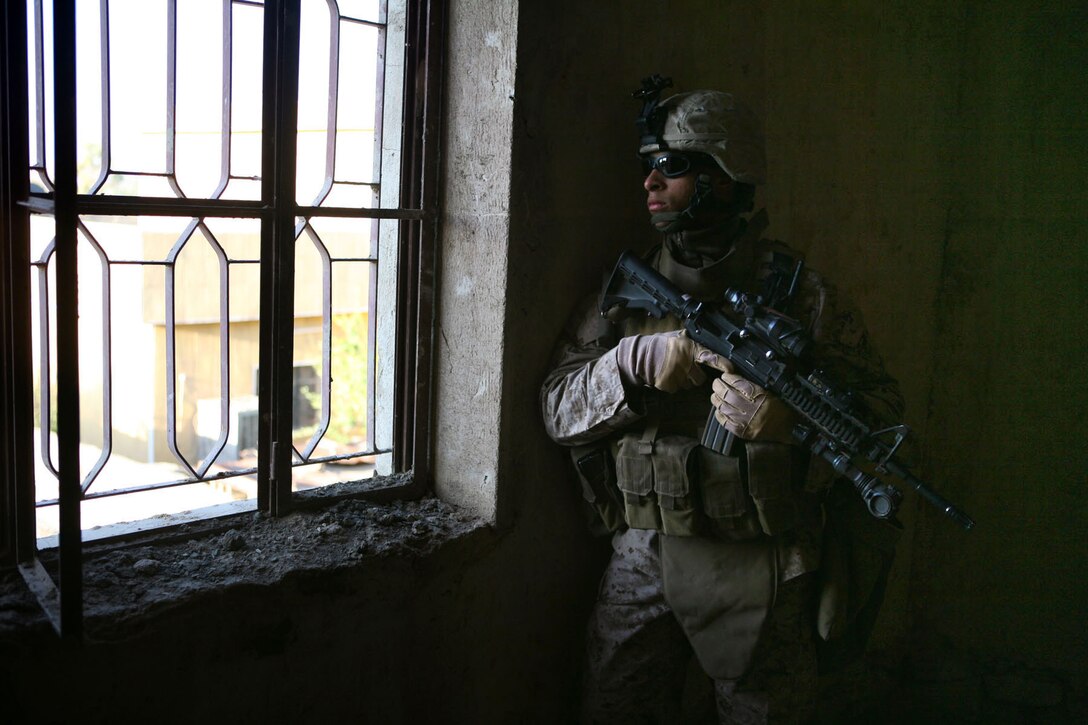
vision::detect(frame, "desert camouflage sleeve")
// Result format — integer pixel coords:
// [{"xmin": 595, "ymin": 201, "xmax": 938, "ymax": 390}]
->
[{"xmin": 539, "ymin": 293, "xmax": 645, "ymax": 446}]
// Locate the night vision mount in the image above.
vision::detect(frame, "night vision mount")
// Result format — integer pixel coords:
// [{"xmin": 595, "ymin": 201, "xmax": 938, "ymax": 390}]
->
[{"xmin": 633, "ymin": 74, "xmax": 673, "ymax": 148}]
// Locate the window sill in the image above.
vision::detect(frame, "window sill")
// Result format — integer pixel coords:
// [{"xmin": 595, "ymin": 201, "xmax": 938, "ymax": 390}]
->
[{"xmin": 0, "ymin": 491, "xmax": 493, "ymax": 641}]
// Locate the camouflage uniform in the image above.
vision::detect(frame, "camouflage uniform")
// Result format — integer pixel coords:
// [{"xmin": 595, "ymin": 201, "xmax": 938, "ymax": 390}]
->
[
  {"xmin": 540, "ymin": 222, "xmax": 902, "ymax": 723},
  {"xmin": 581, "ymin": 529, "xmax": 818, "ymax": 724}
]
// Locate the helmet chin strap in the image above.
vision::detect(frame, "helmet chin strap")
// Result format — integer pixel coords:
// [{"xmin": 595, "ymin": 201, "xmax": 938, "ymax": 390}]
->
[{"xmin": 650, "ymin": 173, "xmax": 730, "ymax": 234}]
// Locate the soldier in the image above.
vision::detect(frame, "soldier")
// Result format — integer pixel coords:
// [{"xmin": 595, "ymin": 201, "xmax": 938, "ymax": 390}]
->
[{"xmin": 539, "ymin": 80, "xmax": 903, "ymax": 724}]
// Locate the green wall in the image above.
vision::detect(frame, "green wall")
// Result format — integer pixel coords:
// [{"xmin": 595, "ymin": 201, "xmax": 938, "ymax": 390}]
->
[
  {"xmin": 912, "ymin": 3, "xmax": 1087, "ymax": 693},
  {"xmin": 512, "ymin": 0, "xmax": 1087, "ymax": 703}
]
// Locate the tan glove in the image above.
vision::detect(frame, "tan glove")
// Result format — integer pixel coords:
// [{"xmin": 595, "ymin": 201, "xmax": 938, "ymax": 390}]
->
[
  {"xmin": 698, "ymin": 349, "xmax": 798, "ymax": 443},
  {"xmin": 614, "ymin": 332, "xmax": 707, "ymax": 393}
]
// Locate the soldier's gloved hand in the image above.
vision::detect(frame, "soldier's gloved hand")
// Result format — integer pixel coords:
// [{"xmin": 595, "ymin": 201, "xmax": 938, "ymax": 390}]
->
[
  {"xmin": 697, "ymin": 350, "xmax": 798, "ymax": 443},
  {"xmin": 614, "ymin": 331, "xmax": 707, "ymax": 393}
]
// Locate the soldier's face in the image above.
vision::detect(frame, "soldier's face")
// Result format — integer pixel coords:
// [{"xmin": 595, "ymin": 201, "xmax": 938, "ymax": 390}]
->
[
  {"xmin": 642, "ymin": 152, "xmax": 734, "ymax": 225},
  {"xmin": 643, "ymin": 157, "xmax": 697, "ymax": 216}
]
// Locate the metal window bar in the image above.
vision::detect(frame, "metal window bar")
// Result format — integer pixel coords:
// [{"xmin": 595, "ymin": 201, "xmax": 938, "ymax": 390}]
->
[
  {"xmin": 258, "ymin": 0, "xmax": 301, "ymax": 514},
  {"xmin": 54, "ymin": 0, "xmax": 83, "ymax": 643},
  {"xmin": 31, "ymin": 221, "xmax": 113, "ymax": 492},
  {"xmin": 2, "ymin": 0, "xmax": 40, "ymax": 595},
  {"xmin": 2, "ymin": 0, "xmax": 443, "ymax": 640},
  {"xmin": 394, "ymin": 0, "xmax": 444, "ymax": 481}
]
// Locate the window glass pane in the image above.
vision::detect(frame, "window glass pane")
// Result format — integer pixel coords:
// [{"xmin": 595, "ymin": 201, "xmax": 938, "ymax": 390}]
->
[
  {"xmin": 14, "ymin": 0, "xmax": 418, "ymax": 548},
  {"xmin": 298, "ymin": 0, "xmax": 386, "ymax": 206},
  {"xmin": 64, "ymin": 0, "xmax": 264, "ymax": 200},
  {"xmin": 30, "ymin": 215, "xmax": 265, "ymax": 538},
  {"xmin": 175, "ymin": 0, "xmax": 230, "ymax": 198},
  {"xmin": 291, "ymin": 217, "xmax": 385, "ymax": 490},
  {"xmin": 297, "ymin": 0, "xmax": 333, "ymax": 205},
  {"xmin": 27, "ymin": 0, "xmax": 55, "ymax": 186},
  {"xmin": 334, "ymin": 21, "xmax": 382, "ymax": 185},
  {"xmin": 29, "ymin": 213, "xmax": 57, "ymax": 485},
  {"xmin": 227, "ymin": 2, "xmax": 265, "ymax": 191},
  {"xmin": 75, "ymin": 0, "xmax": 104, "ymax": 193},
  {"xmin": 105, "ymin": 0, "xmax": 169, "ymax": 177},
  {"xmin": 337, "ymin": 0, "xmax": 384, "ymax": 24}
]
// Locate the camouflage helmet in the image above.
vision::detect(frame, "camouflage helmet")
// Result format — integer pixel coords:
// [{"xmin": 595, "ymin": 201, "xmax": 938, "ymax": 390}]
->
[{"xmin": 639, "ymin": 91, "xmax": 767, "ymax": 186}]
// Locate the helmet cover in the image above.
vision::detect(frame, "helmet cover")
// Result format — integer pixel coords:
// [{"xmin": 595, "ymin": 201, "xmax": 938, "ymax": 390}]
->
[{"xmin": 639, "ymin": 91, "xmax": 767, "ymax": 186}]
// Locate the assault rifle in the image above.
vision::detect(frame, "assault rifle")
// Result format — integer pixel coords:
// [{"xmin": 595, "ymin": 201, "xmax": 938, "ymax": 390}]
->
[{"xmin": 601, "ymin": 251, "xmax": 974, "ymax": 530}]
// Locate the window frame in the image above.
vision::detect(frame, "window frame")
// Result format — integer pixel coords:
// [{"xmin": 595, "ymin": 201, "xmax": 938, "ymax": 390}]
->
[{"xmin": 0, "ymin": 0, "xmax": 446, "ymax": 641}]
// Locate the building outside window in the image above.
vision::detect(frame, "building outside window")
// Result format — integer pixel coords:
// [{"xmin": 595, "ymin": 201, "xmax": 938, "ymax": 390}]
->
[{"xmin": 0, "ymin": 0, "xmax": 443, "ymax": 638}]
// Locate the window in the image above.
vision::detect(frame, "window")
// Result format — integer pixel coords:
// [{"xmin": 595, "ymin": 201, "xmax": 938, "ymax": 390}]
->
[{"xmin": 0, "ymin": 0, "xmax": 445, "ymax": 639}]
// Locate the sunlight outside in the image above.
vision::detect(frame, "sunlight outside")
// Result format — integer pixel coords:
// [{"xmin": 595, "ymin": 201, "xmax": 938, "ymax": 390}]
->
[{"xmin": 27, "ymin": 0, "xmax": 402, "ymax": 542}]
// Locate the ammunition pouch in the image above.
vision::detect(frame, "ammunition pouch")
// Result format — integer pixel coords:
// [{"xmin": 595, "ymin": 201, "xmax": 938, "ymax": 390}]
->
[
  {"xmin": 698, "ymin": 445, "xmax": 763, "ymax": 540},
  {"xmin": 570, "ymin": 443, "xmax": 627, "ymax": 536},
  {"xmin": 745, "ymin": 441, "xmax": 806, "ymax": 535},
  {"xmin": 614, "ymin": 431, "xmax": 701, "ymax": 536},
  {"xmin": 606, "ymin": 429, "xmax": 806, "ymax": 539},
  {"xmin": 571, "ymin": 427, "xmax": 810, "ymax": 540}
]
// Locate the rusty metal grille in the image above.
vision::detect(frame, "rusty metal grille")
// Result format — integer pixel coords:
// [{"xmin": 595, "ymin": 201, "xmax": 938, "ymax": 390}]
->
[{"xmin": 0, "ymin": 0, "xmax": 445, "ymax": 639}]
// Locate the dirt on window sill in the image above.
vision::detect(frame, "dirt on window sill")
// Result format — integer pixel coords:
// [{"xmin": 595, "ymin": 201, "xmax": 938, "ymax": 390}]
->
[{"xmin": 0, "ymin": 489, "xmax": 492, "ymax": 641}]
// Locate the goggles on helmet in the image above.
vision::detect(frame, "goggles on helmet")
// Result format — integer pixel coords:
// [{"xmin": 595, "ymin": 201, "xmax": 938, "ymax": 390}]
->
[{"xmin": 640, "ymin": 151, "xmax": 713, "ymax": 179}]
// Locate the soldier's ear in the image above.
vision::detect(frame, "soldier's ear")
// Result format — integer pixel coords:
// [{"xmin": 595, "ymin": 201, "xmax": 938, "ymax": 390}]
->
[{"xmin": 712, "ymin": 174, "xmax": 735, "ymax": 203}]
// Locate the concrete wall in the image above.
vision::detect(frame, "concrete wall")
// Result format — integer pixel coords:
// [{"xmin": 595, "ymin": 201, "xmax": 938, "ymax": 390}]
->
[
  {"xmin": 428, "ymin": 2, "xmax": 611, "ymax": 720},
  {"xmin": 433, "ymin": 0, "xmax": 519, "ymax": 522}
]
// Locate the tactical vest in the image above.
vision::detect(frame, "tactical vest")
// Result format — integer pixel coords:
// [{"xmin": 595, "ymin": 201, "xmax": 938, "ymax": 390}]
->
[
  {"xmin": 568, "ymin": 226, "xmax": 901, "ymax": 678},
  {"xmin": 572, "ymin": 229, "xmax": 812, "ymax": 542},
  {"xmin": 568, "ymin": 290, "xmax": 810, "ymax": 680}
]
